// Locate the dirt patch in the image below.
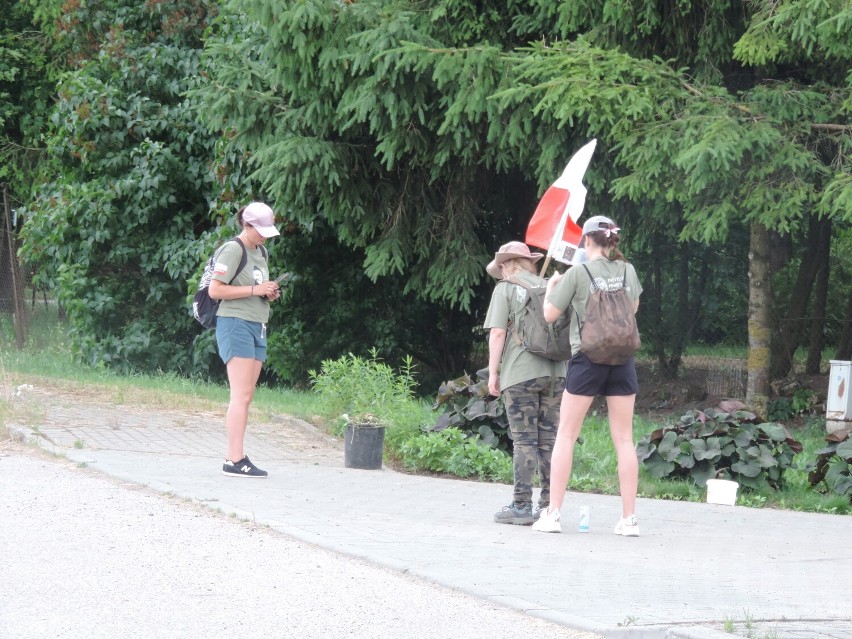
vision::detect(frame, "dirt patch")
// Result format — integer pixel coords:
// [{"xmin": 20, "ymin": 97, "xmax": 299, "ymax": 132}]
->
[{"xmin": 619, "ymin": 363, "xmax": 829, "ymax": 426}]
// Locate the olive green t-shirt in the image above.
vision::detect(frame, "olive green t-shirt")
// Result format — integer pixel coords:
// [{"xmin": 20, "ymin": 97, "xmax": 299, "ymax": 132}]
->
[
  {"xmin": 212, "ymin": 241, "xmax": 271, "ymax": 323},
  {"xmin": 483, "ymin": 271, "xmax": 567, "ymax": 390},
  {"xmin": 548, "ymin": 257, "xmax": 642, "ymax": 356}
]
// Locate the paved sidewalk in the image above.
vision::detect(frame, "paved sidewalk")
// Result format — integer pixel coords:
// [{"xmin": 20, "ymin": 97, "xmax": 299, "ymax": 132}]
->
[{"xmin": 5, "ymin": 384, "xmax": 851, "ymax": 639}]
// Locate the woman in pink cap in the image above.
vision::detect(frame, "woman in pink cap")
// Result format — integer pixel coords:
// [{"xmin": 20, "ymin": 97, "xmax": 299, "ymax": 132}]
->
[
  {"xmin": 483, "ymin": 241, "xmax": 568, "ymax": 525},
  {"xmin": 209, "ymin": 202, "xmax": 281, "ymax": 478}
]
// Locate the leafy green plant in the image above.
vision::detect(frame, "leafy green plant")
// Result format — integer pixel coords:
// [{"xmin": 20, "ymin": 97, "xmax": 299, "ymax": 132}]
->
[
  {"xmin": 309, "ymin": 349, "xmax": 418, "ymax": 432},
  {"xmin": 767, "ymin": 388, "xmax": 817, "ymax": 421},
  {"xmin": 808, "ymin": 429, "xmax": 852, "ymax": 497},
  {"xmin": 431, "ymin": 369, "xmax": 509, "ymax": 450},
  {"xmin": 766, "ymin": 397, "xmax": 793, "ymax": 421},
  {"xmin": 19, "ymin": 1, "xmax": 220, "ymax": 377},
  {"xmin": 636, "ymin": 407, "xmax": 803, "ymax": 490},
  {"xmin": 398, "ymin": 427, "xmax": 512, "ymax": 482}
]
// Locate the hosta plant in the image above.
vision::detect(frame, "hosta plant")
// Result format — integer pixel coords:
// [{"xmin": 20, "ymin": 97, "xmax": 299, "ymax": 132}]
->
[
  {"xmin": 636, "ymin": 406, "xmax": 803, "ymax": 490},
  {"xmin": 808, "ymin": 430, "xmax": 852, "ymax": 497},
  {"xmin": 431, "ymin": 369, "xmax": 509, "ymax": 451}
]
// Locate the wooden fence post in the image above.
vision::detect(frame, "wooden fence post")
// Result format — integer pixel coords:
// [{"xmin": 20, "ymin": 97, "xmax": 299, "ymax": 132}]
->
[{"xmin": 2, "ymin": 182, "xmax": 26, "ymax": 348}]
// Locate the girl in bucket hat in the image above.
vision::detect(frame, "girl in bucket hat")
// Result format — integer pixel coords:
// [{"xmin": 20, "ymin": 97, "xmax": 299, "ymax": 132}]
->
[{"xmin": 483, "ymin": 241, "xmax": 568, "ymax": 525}]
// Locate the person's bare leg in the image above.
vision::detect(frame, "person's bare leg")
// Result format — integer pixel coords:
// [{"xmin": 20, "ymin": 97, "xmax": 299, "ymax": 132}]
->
[
  {"xmin": 546, "ymin": 391, "xmax": 594, "ymax": 512},
  {"xmin": 225, "ymin": 357, "xmax": 263, "ymax": 462},
  {"xmin": 606, "ymin": 393, "xmax": 638, "ymax": 518}
]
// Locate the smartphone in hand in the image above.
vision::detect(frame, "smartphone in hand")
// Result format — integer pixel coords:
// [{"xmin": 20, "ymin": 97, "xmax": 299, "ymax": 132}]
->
[{"xmin": 274, "ymin": 272, "xmax": 291, "ymax": 284}]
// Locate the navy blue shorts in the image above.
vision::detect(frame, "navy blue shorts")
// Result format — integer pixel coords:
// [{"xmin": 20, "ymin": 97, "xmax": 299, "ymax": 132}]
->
[
  {"xmin": 564, "ymin": 352, "xmax": 638, "ymax": 397},
  {"xmin": 215, "ymin": 316, "xmax": 267, "ymax": 364}
]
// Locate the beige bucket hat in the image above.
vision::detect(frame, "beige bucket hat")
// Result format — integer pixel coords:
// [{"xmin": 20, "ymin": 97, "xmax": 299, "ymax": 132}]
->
[{"xmin": 486, "ymin": 241, "xmax": 544, "ymax": 279}]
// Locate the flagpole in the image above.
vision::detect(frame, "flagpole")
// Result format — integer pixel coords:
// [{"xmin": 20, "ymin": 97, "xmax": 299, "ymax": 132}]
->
[{"xmin": 538, "ymin": 255, "xmax": 553, "ymax": 277}]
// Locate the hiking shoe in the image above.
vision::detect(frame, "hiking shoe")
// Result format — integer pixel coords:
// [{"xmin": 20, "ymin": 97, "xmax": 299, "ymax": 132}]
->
[
  {"xmin": 222, "ymin": 456, "xmax": 268, "ymax": 478},
  {"xmin": 532, "ymin": 506, "xmax": 561, "ymax": 533},
  {"xmin": 494, "ymin": 503, "xmax": 536, "ymax": 525},
  {"xmin": 614, "ymin": 515, "xmax": 640, "ymax": 537}
]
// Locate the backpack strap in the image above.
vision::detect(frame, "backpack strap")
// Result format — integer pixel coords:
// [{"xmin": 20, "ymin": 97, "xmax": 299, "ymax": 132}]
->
[
  {"xmin": 581, "ymin": 264, "xmax": 597, "ymax": 289},
  {"xmin": 231, "ymin": 237, "xmax": 248, "ymax": 283},
  {"xmin": 228, "ymin": 237, "xmax": 268, "ymax": 283},
  {"xmin": 577, "ymin": 264, "xmax": 598, "ymax": 339}
]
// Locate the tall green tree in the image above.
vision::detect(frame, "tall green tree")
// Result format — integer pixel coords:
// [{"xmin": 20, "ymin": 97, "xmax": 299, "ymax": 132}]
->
[
  {"xmin": 18, "ymin": 0, "xmax": 849, "ymax": 396},
  {"xmin": 734, "ymin": 0, "xmax": 851, "ymax": 387},
  {"xmin": 19, "ymin": 0, "xmax": 221, "ymax": 373},
  {"xmin": 197, "ymin": 0, "xmax": 764, "ymax": 384},
  {"xmin": 0, "ymin": 1, "xmax": 56, "ymax": 312}
]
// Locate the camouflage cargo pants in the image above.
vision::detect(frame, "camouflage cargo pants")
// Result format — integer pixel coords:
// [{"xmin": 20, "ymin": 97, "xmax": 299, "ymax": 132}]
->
[{"xmin": 502, "ymin": 376, "xmax": 563, "ymax": 509}]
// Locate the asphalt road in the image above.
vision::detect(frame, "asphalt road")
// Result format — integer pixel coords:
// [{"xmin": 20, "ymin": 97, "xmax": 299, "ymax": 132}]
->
[{"xmin": 0, "ymin": 441, "xmax": 598, "ymax": 639}]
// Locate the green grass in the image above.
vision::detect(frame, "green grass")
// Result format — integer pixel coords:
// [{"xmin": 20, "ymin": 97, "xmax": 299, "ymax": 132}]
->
[{"xmin": 0, "ymin": 304, "xmax": 331, "ymax": 422}]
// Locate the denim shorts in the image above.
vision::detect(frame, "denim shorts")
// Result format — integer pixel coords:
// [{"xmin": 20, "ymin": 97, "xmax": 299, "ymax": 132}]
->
[
  {"xmin": 215, "ymin": 316, "xmax": 267, "ymax": 364},
  {"xmin": 564, "ymin": 351, "xmax": 638, "ymax": 397}
]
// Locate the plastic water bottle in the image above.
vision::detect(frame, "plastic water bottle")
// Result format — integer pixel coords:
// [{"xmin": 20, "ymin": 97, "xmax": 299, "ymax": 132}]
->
[{"xmin": 578, "ymin": 506, "xmax": 590, "ymax": 533}]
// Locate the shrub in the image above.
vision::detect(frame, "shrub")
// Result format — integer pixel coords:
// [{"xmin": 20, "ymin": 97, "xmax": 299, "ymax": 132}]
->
[
  {"xmin": 808, "ymin": 429, "xmax": 852, "ymax": 497},
  {"xmin": 636, "ymin": 406, "xmax": 804, "ymax": 490},
  {"xmin": 309, "ymin": 348, "xmax": 418, "ymax": 430},
  {"xmin": 767, "ymin": 388, "xmax": 817, "ymax": 421},
  {"xmin": 308, "ymin": 350, "xmax": 511, "ymax": 481},
  {"xmin": 431, "ymin": 368, "xmax": 510, "ymax": 451},
  {"xmin": 398, "ymin": 427, "xmax": 512, "ymax": 482}
]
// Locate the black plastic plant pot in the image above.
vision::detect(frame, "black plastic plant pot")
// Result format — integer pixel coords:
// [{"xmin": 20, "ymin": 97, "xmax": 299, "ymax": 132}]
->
[{"xmin": 344, "ymin": 423, "xmax": 386, "ymax": 470}]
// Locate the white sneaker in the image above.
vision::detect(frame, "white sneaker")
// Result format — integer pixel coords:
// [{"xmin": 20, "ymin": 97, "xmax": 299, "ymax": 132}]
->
[
  {"xmin": 532, "ymin": 506, "xmax": 562, "ymax": 533},
  {"xmin": 614, "ymin": 514, "xmax": 640, "ymax": 537}
]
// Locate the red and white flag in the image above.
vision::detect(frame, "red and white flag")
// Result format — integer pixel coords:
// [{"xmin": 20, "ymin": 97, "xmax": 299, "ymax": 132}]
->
[{"xmin": 525, "ymin": 139, "xmax": 597, "ymax": 265}]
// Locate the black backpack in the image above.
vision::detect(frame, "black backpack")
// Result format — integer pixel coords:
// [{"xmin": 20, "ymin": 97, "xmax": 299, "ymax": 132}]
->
[
  {"xmin": 577, "ymin": 263, "xmax": 641, "ymax": 365},
  {"xmin": 506, "ymin": 276, "xmax": 573, "ymax": 362},
  {"xmin": 192, "ymin": 237, "xmax": 267, "ymax": 329}
]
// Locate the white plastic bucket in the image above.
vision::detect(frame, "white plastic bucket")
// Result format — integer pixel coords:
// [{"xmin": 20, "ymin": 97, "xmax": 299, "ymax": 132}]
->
[{"xmin": 706, "ymin": 479, "xmax": 739, "ymax": 506}]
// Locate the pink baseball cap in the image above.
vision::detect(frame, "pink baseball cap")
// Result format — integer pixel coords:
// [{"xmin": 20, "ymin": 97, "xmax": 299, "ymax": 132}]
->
[{"xmin": 242, "ymin": 202, "xmax": 280, "ymax": 238}]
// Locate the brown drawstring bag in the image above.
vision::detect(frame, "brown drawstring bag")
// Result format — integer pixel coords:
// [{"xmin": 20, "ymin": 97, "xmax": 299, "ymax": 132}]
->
[{"xmin": 578, "ymin": 264, "xmax": 641, "ymax": 365}]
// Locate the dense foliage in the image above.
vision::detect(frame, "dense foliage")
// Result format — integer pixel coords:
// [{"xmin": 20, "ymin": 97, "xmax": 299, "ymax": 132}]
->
[
  {"xmin": 808, "ymin": 429, "xmax": 852, "ymax": 497},
  {"xmin": 7, "ymin": 0, "xmax": 851, "ymax": 391},
  {"xmin": 637, "ymin": 406, "xmax": 804, "ymax": 490},
  {"xmin": 431, "ymin": 368, "xmax": 510, "ymax": 451},
  {"xmin": 194, "ymin": 0, "xmax": 850, "ymax": 384},
  {"xmin": 19, "ymin": 1, "xmax": 220, "ymax": 373}
]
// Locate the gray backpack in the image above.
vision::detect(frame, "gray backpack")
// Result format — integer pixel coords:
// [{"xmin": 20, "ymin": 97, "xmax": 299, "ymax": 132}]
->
[
  {"xmin": 506, "ymin": 276, "xmax": 573, "ymax": 362},
  {"xmin": 578, "ymin": 263, "xmax": 641, "ymax": 365}
]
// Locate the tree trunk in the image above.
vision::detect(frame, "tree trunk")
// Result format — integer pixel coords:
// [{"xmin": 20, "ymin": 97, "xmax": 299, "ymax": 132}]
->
[
  {"xmin": 0, "ymin": 226, "xmax": 13, "ymax": 313},
  {"xmin": 770, "ymin": 215, "xmax": 823, "ymax": 379},
  {"xmin": 656, "ymin": 241, "xmax": 690, "ymax": 379},
  {"xmin": 836, "ymin": 283, "xmax": 852, "ymax": 360},
  {"xmin": 651, "ymin": 234, "xmax": 666, "ymax": 369},
  {"xmin": 747, "ymin": 222, "xmax": 771, "ymax": 416},
  {"xmin": 805, "ymin": 218, "xmax": 831, "ymax": 374}
]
